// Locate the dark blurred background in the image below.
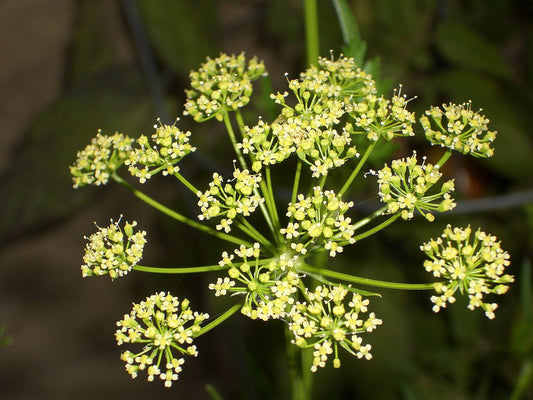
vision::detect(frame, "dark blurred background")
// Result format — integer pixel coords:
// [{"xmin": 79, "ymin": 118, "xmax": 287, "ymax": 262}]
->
[{"xmin": 0, "ymin": 1, "xmax": 532, "ymax": 399}]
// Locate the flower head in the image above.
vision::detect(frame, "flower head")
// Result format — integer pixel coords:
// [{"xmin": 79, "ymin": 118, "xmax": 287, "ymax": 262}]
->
[
  {"xmin": 287, "ymin": 284, "xmax": 382, "ymax": 371},
  {"xmin": 283, "ymin": 187, "xmax": 356, "ymax": 256},
  {"xmin": 420, "ymin": 102, "xmax": 496, "ymax": 157},
  {"xmin": 81, "ymin": 217, "xmax": 146, "ymax": 280},
  {"xmin": 376, "ymin": 152, "xmax": 456, "ymax": 221},
  {"xmin": 210, "ymin": 244, "xmax": 301, "ymax": 321},
  {"xmin": 420, "ymin": 225, "xmax": 513, "ymax": 319},
  {"xmin": 70, "ymin": 132, "xmax": 134, "ymax": 188},
  {"xmin": 197, "ymin": 167, "xmax": 264, "ymax": 232},
  {"xmin": 347, "ymin": 86, "xmax": 416, "ymax": 141},
  {"xmin": 115, "ymin": 292, "xmax": 208, "ymax": 387},
  {"xmin": 126, "ymin": 119, "xmax": 196, "ymax": 183},
  {"xmin": 184, "ymin": 53, "xmax": 266, "ymax": 122}
]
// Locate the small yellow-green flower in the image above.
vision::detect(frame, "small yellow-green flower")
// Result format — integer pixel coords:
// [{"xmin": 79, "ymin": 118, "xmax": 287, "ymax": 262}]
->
[
  {"xmin": 81, "ymin": 217, "xmax": 146, "ymax": 280},
  {"xmin": 70, "ymin": 131, "xmax": 134, "ymax": 188},
  {"xmin": 115, "ymin": 292, "xmax": 208, "ymax": 387},
  {"xmin": 420, "ymin": 225, "xmax": 513, "ymax": 319},
  {"xmin": 420, "ymin": 101, "xmax": 496, "ymax": 158}
]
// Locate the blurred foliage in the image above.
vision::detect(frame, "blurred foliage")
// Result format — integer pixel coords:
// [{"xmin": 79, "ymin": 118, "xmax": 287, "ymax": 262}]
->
[{"xmin": 2, "ymin": 0, "xmax": 532, "ymax": 398}]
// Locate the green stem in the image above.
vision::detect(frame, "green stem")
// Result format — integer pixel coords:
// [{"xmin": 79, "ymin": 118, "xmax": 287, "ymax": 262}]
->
[
  {"xmin": 235, "ymin": 109, "xmax": 247, "ymax": 135},
  {"xmin": 223, "ymin": 112, "xmax": 277, "ymax": 237},
  {"xmin": 174, "ymin": 171, "xmax": 198, "ymax": 194},
  {"xmin": 264, "ymin": 166, "xmax": 281, "ymax": 232},
  {"xmin": 303, "ymin": 0, "xmax": 319, "ymax": 66},
  {"xmin": 339, "ymin": 141, "xmax": 377, "ymax": 197},
  {"xmin": 510, "ymin": 360, "xmax": 533, "ymax": 400},
  {"xmin": 236, "ymin": 217, "xmax": 275, "ymax": 251},
  {"xmin": 354, "ymin": 213, "xmax": 400, "ymax": 241},
  {"xmin": 285, "ymin": 326, "xmax": 310, "ymax": 400},
  {"xmin": 352, "ymin": 205, "xmax": 388, "ymax": 231},
  {"xmin": 197, "ymin": 302, "xmax": 243, "ymax": 336},
  {"xmin": 133, "ymin": 264, "xmax": 227, "ymax": 274},
  {"xmin": 223, "ymin": 112, "xmax": 248, "ymax": 171},
  {"xmin": 300, "ymin": 264, "xmax": 435, "ymax": 290},
  {"xmin": 436, "ymin": 149, "xmax": 453, "ymax": 168},
  {"xmin": 291, "ymin": 160, "xmax": 303, "ymax": 206},
  {"xmin": 112, "ymin": 174, "xmax": 252, "ymax": 247}
]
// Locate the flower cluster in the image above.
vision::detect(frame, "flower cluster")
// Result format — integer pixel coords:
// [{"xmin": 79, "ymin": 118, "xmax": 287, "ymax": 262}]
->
[
  {"xmin": 347, "ymin": 87, "xmax": 416, "ymax": 141},
  {"xmin": 420, "ymin": 102, "xmax": 496, "ymax": 158},
  {"xmin": 184, "ymin": 52, "xmax": 266, "ymax": 122},
  {"xmin": 239, "ymin": 119, "xmax": 294, "ymax": 172},
  {"xmin": 70, "ymin": 132, "xmax": 134, "ymax": 188},
  {"xmin": 81, "ymin": 217, "xmax": 146, "ymax": 280},
  {"xmin": 115, "ymin": 292, "xmax": 209, "ymax": 387},
  {"xmin": 210, "ymin": 243, "xmax": 301, "ymax": 321},
  {"xmin": 376, "ymin": 152, "xmax": 456, "ymax": 221},
  {"xmin": 288, "ymin": 284, "xmax": 382, "ymax": 371},
  {"xmin": 126, "ymin": 120, "xmax": 196, "ymax": 183},
  {"xmin": 283, "ymin": 187, "xmax": 355, "ymax": 256},
  {"xmin": 298, "ymin": 54, "xmax": 376, "ymax": 101},
  {"xmin": 420, "ymin": 225, "xmax": 513, "ymax": 319},
  {"xmin": 197, "ymin": 168, "xmax": 263, "ymax": 232},
  {"xmin": 210, "ymin": 245, "xmax": 382, "ymax": 370}
]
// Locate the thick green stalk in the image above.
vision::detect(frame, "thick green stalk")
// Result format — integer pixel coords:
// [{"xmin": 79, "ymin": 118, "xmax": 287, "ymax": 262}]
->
[
  {"xmin": 339, "ymin": 141, "xmax": 377, "ymax": 197},
  {"xmin": 300, "ymin": 264, "xmax": 435, "ymax": 290},
  {"xmin": 112, "ymin": 174, "xmax": 252, "ymax": 247},
  {"xmin": 291, "ymin": 160, "xmax": 303, "ymax": 206},
  {"xmin": 174, "ymin": 171, "xmax": 199, "ymax": 194},
  {"xmin": 196, "ymin": 302, "xmax": 243, "ymax": 336},
  {"xmin": 436, "ymin": 149, "xmax": 453, "ymax": 168},
  {"xmin": 285, "ymin": 326, "xmax": 311, "ymax": 400},
  {"xmin": 354, "ymin": 213, "xmax": 400, "ymax": 241},
  {"xmin": 304, "ymin": 0, "xmax": 319, "ymax": 66},
  {"xmin": 352, "ymin": 205, "xmax": 388, "ymax": 231},
  {"xmin": 133, "ymin": 264, "xmax": 227, "ymax": 274}
]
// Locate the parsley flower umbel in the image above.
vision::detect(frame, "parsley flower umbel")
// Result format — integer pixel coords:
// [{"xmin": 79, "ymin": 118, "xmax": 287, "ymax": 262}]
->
[
  {"xmin": 70, "ymin": 131, "xmax": 134, "ymax": 188},
  {"xmin": 115, "ymin": 292, "xmax": 209, "ymax": 387},
  {"xmin": 287, "ymin": 284, "xmax": 382, "ymax": 371},
  {"xmin": 126, "ymin": 120, "xmax": 196, "ymax": 184},
  {"xmin": 420, "ymin": 101, "xmax": 496, "ymax": 158},
  {"xmin": 283, "ymin": 187, "xmax": 356, "ymax": 256},
  {"xmin": 420, "ymin": 225, "xmax": 513, "ymax": 319},
  {"xmin": 347, "ymin": 87, "xmax": 416, "ymax": 141},
  {"xmin": 81, "ymin": 217, "xmax": 146, "ymax": 280},
  {"xmin": 197, "ymin": 167, "xmax": 264, "ymax": 232},
  {"xmin": 184, "ymin": 52, "xmax": 266, "ymax": 122},
  {"xmin": 210, "ymin": 243, "xmax": 301, "ymax": 321},
  {"xmin": 376, "ymin": 152, "xmax": 456, "ymax": 221}
]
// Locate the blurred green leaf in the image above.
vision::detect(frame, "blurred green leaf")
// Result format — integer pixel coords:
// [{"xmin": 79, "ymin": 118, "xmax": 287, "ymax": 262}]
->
[
  {"xmin": 0, "ymin": 325, "xmax": 12, "ymax": 348},
  {"xmin": 435, "ymin": 23, "xmax": 512, "ymax": 79},
  {"xmin": 138, "ymin": 0, "xmax": 216, "ymax": 77},
  {"xmin": 0, "ymin": 68, "xmax": 154, "ymax": 239}
]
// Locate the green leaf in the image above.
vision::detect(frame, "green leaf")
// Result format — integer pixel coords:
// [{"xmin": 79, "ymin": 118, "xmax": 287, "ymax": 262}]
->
[
  {"xmin": 332, "ymin": 0, "xmax": 366, "ymax": 64},
  {"xmin": 435, "ymin": 23, "xmax": 511, "ymax": 79},
  {"xmin": 0, "ymin": 68, "xmax": 154, "ymax": 238}
]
